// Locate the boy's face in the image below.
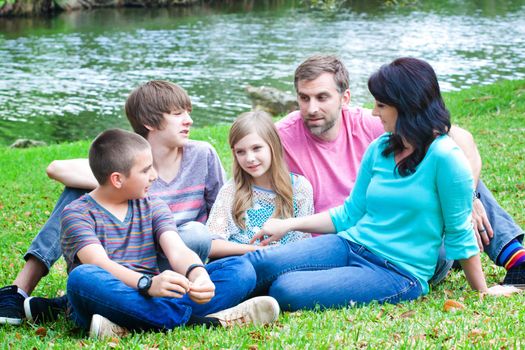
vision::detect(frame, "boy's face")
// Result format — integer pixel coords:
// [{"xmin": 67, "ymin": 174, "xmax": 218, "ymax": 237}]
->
[
  {"xmin": 148, "ymin": 110, "xmax": 193, "ymax": 148},
  {"xmin": 121, "ymin": 147, "xmax": 157, "ymax": 199}
]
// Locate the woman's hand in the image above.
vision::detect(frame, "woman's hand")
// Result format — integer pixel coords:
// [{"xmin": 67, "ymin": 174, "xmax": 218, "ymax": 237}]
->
[
  {"xmin": 484, "ymin": 284, "xmax": 522, "ymax": 296},
  {"xmin": 250, "ymin": 218, "xmax": 292, "ymax": 246}
]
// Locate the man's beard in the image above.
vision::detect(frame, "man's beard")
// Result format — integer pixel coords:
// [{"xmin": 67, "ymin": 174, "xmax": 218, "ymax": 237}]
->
[{"xmin": 306, "ymin": 117, "xmax": 337, "ymax": 137}]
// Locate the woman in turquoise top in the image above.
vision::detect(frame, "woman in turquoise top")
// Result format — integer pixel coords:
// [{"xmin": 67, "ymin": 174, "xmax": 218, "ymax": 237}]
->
[{"xmin": 244, "ymin": 57, "xmax": 515, "ymax": 311}]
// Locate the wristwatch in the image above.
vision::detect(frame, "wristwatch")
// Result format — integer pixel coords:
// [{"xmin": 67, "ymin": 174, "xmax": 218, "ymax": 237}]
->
[{"xmin": 137, "ymin": 274, "xmax": 152, "ymax": 296}]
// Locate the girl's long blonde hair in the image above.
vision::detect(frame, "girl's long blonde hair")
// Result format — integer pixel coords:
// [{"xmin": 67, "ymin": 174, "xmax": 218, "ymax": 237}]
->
[{"xmin": 229, "ymin": 110, "xmax": 294, "ymax": 229}]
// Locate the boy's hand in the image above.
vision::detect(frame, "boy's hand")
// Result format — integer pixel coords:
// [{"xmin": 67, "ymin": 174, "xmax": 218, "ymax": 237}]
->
[
  {"xmin": 148, "ymin": 270, "xmax": 190, "ymax": 298},
  {"xmin": 188, "ymin": 270, "xmax": 215, "ymax": 304}
]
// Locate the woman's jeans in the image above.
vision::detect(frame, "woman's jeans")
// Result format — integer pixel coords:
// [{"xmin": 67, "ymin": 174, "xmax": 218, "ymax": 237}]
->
[
  {"xmin": 67, "ymin": 257, "xmax": 255, "ymax": 331},
  {"xmin": 24, "ymin": 187, "xmax": 212, "ymax": 272},
  {"xmin": 245, "ymin": 235, "xmax": 422, "ymax": 311}
]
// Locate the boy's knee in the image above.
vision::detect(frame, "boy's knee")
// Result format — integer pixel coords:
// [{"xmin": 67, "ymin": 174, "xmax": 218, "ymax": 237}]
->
[
  {"xmin": 229, "ymin": 257, "xmax": 257, "ymax": 293},
  {"xmin": 67, "ymin": 264, "xmax": 100, "ymax": 289},
  {"xmin": 178, "ymin": 221, "xmax": 212, "ymax": 260}
]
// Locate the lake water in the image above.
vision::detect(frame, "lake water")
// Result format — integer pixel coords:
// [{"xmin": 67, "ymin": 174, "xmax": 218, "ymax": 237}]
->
[{"xmin": 1, "ymin": 0, "xmax": 524, "ymax": 145}]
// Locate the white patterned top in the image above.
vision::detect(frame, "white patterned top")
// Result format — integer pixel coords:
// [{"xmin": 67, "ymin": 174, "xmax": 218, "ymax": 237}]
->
[{"xmin": 207, "ymin": 174, "xmax": 313, "ymax": 245}]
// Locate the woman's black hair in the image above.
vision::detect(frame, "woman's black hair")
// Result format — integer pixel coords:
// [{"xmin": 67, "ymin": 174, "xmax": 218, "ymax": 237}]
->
[{"xmin": 367, "ymin": 57, "xmax": 451, "ymax": 176}]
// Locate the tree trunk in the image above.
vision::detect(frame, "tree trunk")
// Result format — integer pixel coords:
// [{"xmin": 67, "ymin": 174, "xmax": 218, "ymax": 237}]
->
[{"xmin": 0, "ymin": 0, "xmax": 54, "ymax": 16}]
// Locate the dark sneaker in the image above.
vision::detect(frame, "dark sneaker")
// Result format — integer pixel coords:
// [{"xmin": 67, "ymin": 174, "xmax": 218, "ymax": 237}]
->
[
  {"xmin": 502, "ymin": 264, "xmax": 525, "ymax": 290},
  {"xmin": 24, "ymin": 295, "xmax": 68, "ymax": 324},
  {"xmin": 0, "ymin": 285, "xmax": 25, "ymax": 325},
  {"xmin": 89, "ymin": 314, "xmax": 129, "ymax": 338}
]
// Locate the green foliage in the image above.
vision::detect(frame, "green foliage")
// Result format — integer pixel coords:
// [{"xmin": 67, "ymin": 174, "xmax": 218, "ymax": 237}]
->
[
  {"xmin": 0, "ymin": 0, "xmax": 16, "ymax": 7},
  {"xmin": 0, "ymin": 80, "xmax": 524, "ymax": 348},
  {"xmin": 300, "ymin": 0, "xmax": 350, "ymax": 11}
]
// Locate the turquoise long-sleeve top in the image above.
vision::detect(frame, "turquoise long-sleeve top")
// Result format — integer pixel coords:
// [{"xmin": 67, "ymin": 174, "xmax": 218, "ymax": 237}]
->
[{"xmin": 329, "ymin": 134, "xmax": 479, "ymax": 294}]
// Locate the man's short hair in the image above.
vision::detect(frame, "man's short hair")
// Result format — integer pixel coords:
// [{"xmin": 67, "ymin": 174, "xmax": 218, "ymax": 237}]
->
[
  {"xmin": 125, "ymin": 80, "xmax": 192, "ymax": 138},
  {"xmin": 294, "ymin": 55, "xmax": 349, "ymax": 94},
  {"xmin": 89, "ymin": 128, "xmax": 150, "ymax": 185}
]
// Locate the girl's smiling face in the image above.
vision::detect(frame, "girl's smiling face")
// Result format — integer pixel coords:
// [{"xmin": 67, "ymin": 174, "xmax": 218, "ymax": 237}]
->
[{"xmin": 233, "ymin": 132, "xmax": 273, "ymax": 188}]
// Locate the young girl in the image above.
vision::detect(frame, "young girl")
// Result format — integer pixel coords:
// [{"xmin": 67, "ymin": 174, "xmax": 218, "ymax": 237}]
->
[{"xmin": 207, "ymin": 111, "xmax": 313, "ymax": 259}]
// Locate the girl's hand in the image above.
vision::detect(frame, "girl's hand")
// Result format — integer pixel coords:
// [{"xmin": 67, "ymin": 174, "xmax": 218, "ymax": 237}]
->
[
  {"xmin": 250, "ymin": 218, "xmax": 291, "ymax": 246},
  {"xmin": 149, "ymin": 270, "xmax": 190, "ymax": 298},
  {"xmin": 484, "ymin": 284, "xmax": 522, "ymax": 296}
]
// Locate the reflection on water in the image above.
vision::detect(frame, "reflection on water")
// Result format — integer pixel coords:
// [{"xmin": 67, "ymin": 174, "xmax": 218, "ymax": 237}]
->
[{"xmin": 1, "ymin": 0, "xmax": 524, "ymax": 145}]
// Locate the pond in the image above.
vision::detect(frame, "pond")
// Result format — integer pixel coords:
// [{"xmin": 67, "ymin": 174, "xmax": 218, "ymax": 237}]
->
[{"xmin": 1, "ymin": 0, "xmax": 524, "ymax": 145}]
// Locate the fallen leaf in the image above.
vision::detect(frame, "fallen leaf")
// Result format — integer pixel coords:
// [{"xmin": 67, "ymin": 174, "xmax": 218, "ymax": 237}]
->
[
  {"xmin": 35, "ymin": 327, "xmax": 47, "ymax": 338},
  {"xmin": 376, "ymin": 309, "xmax": 384, "ymax": 319},
  {"xmin": 400, "ymin": 310, "xmax": 416, "ymax": 318},
  {"xmin": 443, "ymin": 299, "xmax": 465, "ymax": 312},
  {"xmin": 468, "ymin": 328, "xmax": 485, "ymax": 339}
]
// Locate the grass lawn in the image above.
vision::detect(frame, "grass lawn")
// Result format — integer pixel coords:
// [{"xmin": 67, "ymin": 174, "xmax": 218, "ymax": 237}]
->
[{"xmin": 0, "ymin": 79, "xmax": 523, "ymax": 349}]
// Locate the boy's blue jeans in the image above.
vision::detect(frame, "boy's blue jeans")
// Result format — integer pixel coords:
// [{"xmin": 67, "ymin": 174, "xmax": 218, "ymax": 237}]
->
[
  {"xmin": 245, "ymin": 234, "xmax": 422, "ymax": 311},
  {"xmin": 67, "ymin": 257, "xmax": 255, "ymax": 330},
  {"xmin": 24, "ymin": 187, "xmax": 212, "ymax": 271}
]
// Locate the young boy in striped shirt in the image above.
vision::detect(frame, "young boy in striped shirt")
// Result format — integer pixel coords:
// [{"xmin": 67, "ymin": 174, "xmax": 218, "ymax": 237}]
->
[
  {"xmin": 61, "ymin": 128, "xmax": 279, "ymax": 337},
  {"xmin": 0, "ymin": 81, "xmax": 226, "ymax": 325}
]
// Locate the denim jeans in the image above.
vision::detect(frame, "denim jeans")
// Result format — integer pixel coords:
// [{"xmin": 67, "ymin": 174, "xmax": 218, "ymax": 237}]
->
[
  {"xmin": 430, "ymin": 179, "xmax": 524, "ymax": 284},
  {"xmin": 24, "ymin": 187, "xmax": 212, "ymax": 273},
  {"xmin": 245, "ymin": 235, "xmax": 422, "ymax": 311},
  {"xmin": 67, "ymin": 257, "xmax": 256, "ymax": 330}
]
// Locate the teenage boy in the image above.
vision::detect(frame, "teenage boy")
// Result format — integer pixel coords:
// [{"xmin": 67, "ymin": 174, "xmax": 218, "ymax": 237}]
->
[
  {"xmin": 0, "ymin": 81, "xmax": 224, "ymax": 325},
  {"xmin": 62, "ymin": 128, "xmax": 279, "ymax": 337}
]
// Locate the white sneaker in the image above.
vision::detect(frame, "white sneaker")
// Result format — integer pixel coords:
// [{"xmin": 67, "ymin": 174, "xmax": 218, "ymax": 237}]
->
[
  {"xmin": 89, "ymin": 314, "xmax": 129, "ymax": 338},
  {"xmin": 205, "ymin": 296, "xmax": 280, "ymax": 327}
]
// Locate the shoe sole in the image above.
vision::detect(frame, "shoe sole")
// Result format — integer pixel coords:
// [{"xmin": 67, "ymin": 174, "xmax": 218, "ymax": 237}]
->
[
  {"xmin": 256, "ymin": 297, "xmax": 280, "ymax": 325},
  {"xmin": 23, "ymin": 297, "xmax": 35, "ymax": 322},
  {"xmin": 207, "ymin": 296, "xmax": 280, "ymax": 326},
  {"xmin": 89, "ymin": 314, "xmax": 103, "ymax": 338},
  {"xmin": 510, "ymin": 284, "xmax": 525, "ymax": 290},
  {"xmin": 0, "ymin": 316, "xmax": 23, "ymax": 326}
]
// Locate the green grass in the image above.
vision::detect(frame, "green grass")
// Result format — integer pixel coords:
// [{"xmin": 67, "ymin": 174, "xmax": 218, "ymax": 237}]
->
[{"xmin": 0, "ymin": 79, "xmax": 524, "ymax": 349}]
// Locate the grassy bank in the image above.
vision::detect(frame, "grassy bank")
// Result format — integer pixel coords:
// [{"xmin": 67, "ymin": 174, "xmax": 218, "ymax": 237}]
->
[{"xmin": 0, "ymin": 79, "xmax": 524, "ymax": 348}]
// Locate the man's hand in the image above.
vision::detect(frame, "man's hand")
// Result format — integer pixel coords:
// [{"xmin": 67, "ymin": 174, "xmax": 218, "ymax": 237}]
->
[
  {"xmin": 472, "ymin": 198, "xmax": 494, "ymax": 251},
  {"xmin": 250, "ymin": 218, "xmax": 291, "ymax": 246},
  {"xmin": 188, "ymin": 270, "xmax": 215, "ymax": 304},
  {"xmin": 148, "ymin": 270, "xmax": 190, "ymax": 298}
]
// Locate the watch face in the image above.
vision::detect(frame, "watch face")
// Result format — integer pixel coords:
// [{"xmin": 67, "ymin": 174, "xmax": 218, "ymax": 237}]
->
[{"xmin": 138, "ymin": 276, "xmax": 150, "ymax": 289}]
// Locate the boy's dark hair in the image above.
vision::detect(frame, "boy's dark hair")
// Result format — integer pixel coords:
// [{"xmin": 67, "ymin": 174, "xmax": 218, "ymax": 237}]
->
[
  {"xmin": 125, "ymin": 80, "xmax": 192, "ymax": 138},
  {"xmin": 89, "ymin": 128, "xmax": 150, "ymax": 185},
  {"xmin": 294, "ymin": 55, "xmax": 349, "ymax": 94}
]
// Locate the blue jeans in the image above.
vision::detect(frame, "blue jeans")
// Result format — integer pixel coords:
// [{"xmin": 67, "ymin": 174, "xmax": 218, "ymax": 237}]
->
[
  {"xmin": 245, "ymin": 235, "xmax": 422, "ymax": 311},
  {"xmin": 430, "ymin": 179, "xmax": 524, "ymax": 284},
  {"xmin": 67, "ymin": 257, "xmax": 255, "ymax": 330},
  {"xmin": 24, "ymin": 187, "xmax": 212, "ymax": 273}
]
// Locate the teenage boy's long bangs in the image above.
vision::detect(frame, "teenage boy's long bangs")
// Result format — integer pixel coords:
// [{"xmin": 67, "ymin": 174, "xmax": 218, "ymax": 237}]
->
[{"xmin": 125, "ymin": 80, "xmax": 192, "ymax": 138}]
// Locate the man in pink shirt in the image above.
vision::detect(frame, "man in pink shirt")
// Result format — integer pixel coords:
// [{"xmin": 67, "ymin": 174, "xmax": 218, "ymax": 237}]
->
[{"xmin": 274, "ymin": 55, "xmax": 524, "ymax": 286}]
